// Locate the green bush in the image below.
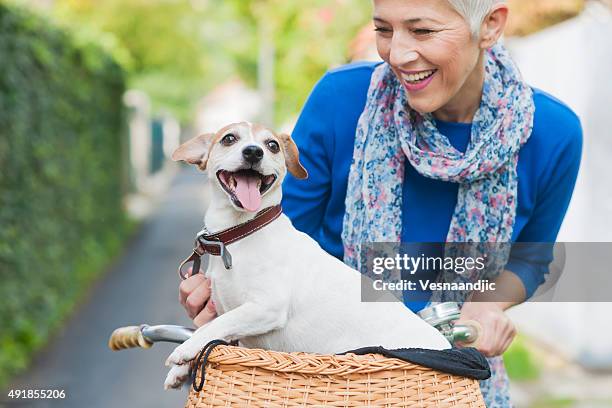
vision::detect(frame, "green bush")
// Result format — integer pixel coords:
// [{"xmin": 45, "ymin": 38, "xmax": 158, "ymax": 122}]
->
[
  {"xmin": 0, "ymin": 3, "xmax": 128, "ymax": 388},
  {"xmin": 503, "ymin": 335, "xmax": 541, "ymax": 381}
]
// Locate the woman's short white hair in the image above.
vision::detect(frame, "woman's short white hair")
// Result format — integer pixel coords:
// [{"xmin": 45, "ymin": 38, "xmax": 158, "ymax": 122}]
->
[{"xmin": 447, "ymin": 0, "xmax": 506, "ymax": 37}]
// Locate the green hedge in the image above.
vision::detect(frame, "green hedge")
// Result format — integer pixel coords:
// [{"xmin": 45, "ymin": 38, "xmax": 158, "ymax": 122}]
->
[{"xmin": 0, "ymin": 3, "xmax": 129, "ymax": 388}]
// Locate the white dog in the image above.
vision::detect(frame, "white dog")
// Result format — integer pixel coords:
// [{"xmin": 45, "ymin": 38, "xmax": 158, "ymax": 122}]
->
[{"xmin": 164, "ymin": 122, "xmax": 450, "ymax": 389}]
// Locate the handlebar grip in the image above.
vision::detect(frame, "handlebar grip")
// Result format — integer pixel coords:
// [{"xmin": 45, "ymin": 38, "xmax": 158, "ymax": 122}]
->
[
  {"xmin": 452, "ymin": 320, "xmax": 482, "ymax": 347},
  {"xmin": 108, "ymin": 325, "xmax": 153, "ymax": 351}
]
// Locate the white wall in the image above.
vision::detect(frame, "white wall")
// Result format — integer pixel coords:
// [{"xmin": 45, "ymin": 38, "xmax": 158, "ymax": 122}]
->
[{"xmin": 506, "ymin": 2, "xmax": 612, "ymax": 367}]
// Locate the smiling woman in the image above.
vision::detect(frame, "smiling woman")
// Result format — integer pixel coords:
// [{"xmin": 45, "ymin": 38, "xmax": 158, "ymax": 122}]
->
[
  {"xmin": 372, "ymin": 0, "xmax": 507, "ymax": 121},
  {"xmin": 281, "ymin": 0, "xmax": 583, "ymax": 407}
]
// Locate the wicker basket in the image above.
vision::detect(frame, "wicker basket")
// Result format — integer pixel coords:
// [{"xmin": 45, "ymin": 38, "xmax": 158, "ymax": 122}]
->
[{"xmin": 185, "ymin": 344, "xmax": 485, "ymax": 408}]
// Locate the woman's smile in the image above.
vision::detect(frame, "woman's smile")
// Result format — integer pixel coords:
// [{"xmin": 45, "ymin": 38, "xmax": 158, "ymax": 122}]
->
[
  {"xmin": 399, "ymin": 69, "xmax": 438, "ymax": 92},
  {"xmin": 373, "ymin": 0, "xmax": 485, "ymax": 119}
]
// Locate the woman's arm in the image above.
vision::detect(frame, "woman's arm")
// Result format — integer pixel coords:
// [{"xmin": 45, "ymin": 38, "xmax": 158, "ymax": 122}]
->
[
  {"xmin": 282, "ymin": 73, "xmax": 337, "ymax": 237},
  {"xmin": 505, "ymin": 113, "xmax": 583, "ymax": 299},
  {"xmin": 458, "ymin": 111, "xmax": 583, "ymax": 356}
]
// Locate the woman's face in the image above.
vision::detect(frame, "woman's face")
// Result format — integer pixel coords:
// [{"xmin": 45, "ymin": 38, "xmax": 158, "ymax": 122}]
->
[{"xmin": 373, "ymin": 0, "xmax": 483, "ymax": 116}]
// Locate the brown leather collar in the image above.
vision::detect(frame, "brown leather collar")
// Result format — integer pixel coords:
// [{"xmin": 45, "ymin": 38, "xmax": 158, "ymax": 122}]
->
[{"xmin": 178, "ymin": 205, "xmax": 283, "ymax": 279}]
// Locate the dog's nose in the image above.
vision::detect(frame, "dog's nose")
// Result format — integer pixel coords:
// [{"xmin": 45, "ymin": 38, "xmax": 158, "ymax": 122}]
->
[{"xmin": 242, "ymin": 145, "xmax": 264, "ymax": 164}]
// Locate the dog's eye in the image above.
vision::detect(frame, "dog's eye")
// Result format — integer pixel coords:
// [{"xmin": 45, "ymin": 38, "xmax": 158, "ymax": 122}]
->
[
  {"xmin": 221, "ymin": 134, "xmax": 238, "ymax": 146},
  {"xmin": 266, "ymin": 140, "xmax": 280, "ymax": 153}
]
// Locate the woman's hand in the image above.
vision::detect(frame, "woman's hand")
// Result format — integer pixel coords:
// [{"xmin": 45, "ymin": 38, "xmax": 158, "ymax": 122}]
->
[
  {"xmin": 455, "ymin": 302, "xmax": 516, "ymax": 357},
  {"xmin": 179, "ymin": 268, "xmax": 217, "ymax": 327}
]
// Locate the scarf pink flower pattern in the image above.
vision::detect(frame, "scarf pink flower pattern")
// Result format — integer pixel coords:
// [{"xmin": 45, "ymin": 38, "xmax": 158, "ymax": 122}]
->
[
  {"xmin": 341, "ymin": 44, "xmax": 535, "ymax": 408},
  {"xmin": 342, "ymin": 44, "xmax": 534, "ymax": 279}
]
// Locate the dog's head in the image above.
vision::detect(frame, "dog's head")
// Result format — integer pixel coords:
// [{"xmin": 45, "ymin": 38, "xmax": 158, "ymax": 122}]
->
[{"xmin": 172, "ymin": 122, "xmax": 307, "ymax": 213}]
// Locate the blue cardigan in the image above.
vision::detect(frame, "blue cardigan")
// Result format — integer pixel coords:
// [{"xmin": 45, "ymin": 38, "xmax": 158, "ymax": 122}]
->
[{"xmin": 281, "ymin": 62, "xmax": 582, "ymax": 310}]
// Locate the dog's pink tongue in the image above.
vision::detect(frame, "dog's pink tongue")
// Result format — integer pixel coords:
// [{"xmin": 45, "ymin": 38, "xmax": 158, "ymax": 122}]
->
[{"xmin": 234, "ymin": 173, "xmax": 262, "ymax": 212}]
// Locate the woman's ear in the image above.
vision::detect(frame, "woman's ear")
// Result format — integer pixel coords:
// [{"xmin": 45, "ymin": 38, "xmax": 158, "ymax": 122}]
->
[
  {"xmin": 279, "ymin": 133, "xmax": 308, "ymax": 180},
  {"xmin": 171, "ymin": 133, "xmax": 215, "ymax": 171},
  {"xmin": 479, "ymin": 4, "xmax": 509, "ymax": 49}
]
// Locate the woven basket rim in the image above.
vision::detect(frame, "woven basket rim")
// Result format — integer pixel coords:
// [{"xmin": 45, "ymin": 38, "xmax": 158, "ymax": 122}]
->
[
  {"xmin": 187, "ymin": 345, "xmax": 487, "ymax": 408},
  {"xmin": 199, "ymin": 344, "xmax": 447, "ymax": 376}
]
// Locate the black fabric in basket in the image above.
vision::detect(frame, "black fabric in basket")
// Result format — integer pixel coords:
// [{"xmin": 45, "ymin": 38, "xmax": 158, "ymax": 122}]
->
[{"xmin": 340, "ymin": 346, "xmax": 491, "ymax": 380}]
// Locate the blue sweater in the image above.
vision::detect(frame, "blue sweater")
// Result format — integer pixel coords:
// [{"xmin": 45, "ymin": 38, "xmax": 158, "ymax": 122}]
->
[{"xmin": 282, "ymin": 62, "xmax": 582, "ymax": 310}]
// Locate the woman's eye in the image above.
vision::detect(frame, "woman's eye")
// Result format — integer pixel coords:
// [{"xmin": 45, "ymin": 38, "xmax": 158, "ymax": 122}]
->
[
  {"xmin": 266, "ymin": 140, "xmax": 280, "ymax": 153},
  {"xmin": 221, "ymin": 134, "xmax": 237, "ymax": 145},
  {"xmin": 374, "ymin": 27, "xmax": 392, "ymax": 35},
  {"xmin": 413, "ymin": 28, "xmax": 435, "ymax": 36}
]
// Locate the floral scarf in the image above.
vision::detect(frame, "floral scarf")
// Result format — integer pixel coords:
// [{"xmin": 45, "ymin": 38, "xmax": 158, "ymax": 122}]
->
[
  {"xmin": 341, "ymin": 44, "xmax": 534, "ymax": 283},
  {"xmin": 341, "ymin": 44, "xmax": 534, "ymax": 408}
]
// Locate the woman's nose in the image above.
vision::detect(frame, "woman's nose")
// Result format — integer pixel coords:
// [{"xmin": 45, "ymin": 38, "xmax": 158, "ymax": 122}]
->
[{"xmin": 389, "ymin": 38, "xmax": 419, "ymax": 67}]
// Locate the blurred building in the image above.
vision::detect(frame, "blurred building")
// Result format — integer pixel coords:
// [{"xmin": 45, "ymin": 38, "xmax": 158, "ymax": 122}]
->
[
  {"xmin": 506, "ymin": 1, "xmax": 612, "ymax": 371},
  {"xmin": 123, "ymin": 90, "xmax": 181, "ymax": 218},
  {"xmin": 195, "ymin": 78, "xmax": 263, "ymax": 135},
  {"xmin": 508, "ymin": 0, "xmax": 612, "ymax": 243}
]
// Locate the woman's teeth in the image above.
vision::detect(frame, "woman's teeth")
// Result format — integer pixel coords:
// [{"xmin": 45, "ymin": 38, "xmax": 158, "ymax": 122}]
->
[{"xmin": 402, "ymin": 70, "xmax": 436, "ymax": 83}]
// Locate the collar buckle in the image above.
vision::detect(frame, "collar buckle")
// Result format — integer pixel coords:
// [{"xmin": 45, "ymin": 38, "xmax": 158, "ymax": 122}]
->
[{"xmin": 197, "ymin": 236, "xmax": 233, "ymax": 270}]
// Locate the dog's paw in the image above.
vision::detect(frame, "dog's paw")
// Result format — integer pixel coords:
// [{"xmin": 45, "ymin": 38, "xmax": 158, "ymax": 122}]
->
[
  {"xmin": 164, "ymin": 364, "xmax": 190, "ymax": 391},
  {"xmin": 165, "ymin": 341, "xmax": 200, "ymax": 367}
]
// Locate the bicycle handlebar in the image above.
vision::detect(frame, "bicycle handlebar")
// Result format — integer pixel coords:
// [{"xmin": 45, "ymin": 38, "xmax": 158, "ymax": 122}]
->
[
  {"xmin": 109, "ymin": 324, "xmax": 195, "ymax": 351},
  {"xmin": 450, "ymin": 320, "xmax": 481, "ymax": 346},
  {"xmin": 108, "ymin": 306, "xmax": 480, "ymax": 352}
]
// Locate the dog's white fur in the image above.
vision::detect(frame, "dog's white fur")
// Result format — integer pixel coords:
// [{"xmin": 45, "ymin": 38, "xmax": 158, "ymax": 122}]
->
[{"xmin": 164, "ymin": 122, "xmax": 450, "ymax": 389}]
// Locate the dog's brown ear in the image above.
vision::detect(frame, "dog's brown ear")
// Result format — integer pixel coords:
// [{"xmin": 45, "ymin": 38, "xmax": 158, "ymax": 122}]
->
[
  {"xmin": 172, "ymin": 133, "xmax": 215, "ymax": 171},
  {"xmin": 279, "ymin": 133, "xmax": 308, "ymax": 179}
]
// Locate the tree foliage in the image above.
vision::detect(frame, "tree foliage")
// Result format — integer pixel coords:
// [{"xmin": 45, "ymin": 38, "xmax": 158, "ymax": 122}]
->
[
  {"xmin": 45, "ymin": 0, "xmax": 371, "ymax": 125},
  {"xmin": 249, "ymin": 0, "xmax": 372, "ymax": 122}
]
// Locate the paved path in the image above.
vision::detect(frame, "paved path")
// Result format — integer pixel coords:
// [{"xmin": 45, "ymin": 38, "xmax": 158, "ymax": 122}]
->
[{"xmin": 2, "ymin": 168, "xmax": 209, "ymax": 408}]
